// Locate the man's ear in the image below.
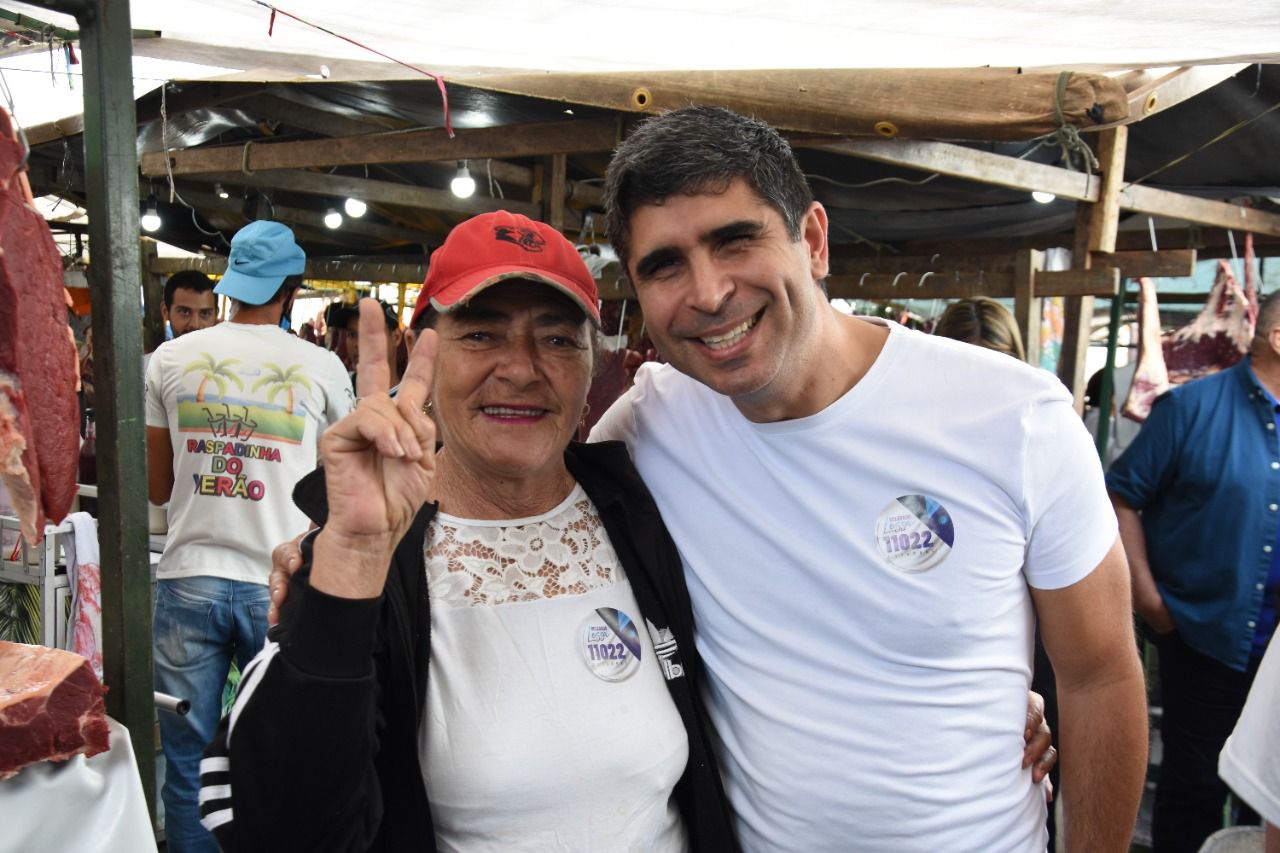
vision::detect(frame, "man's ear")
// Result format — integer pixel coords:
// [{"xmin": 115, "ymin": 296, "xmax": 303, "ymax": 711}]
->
[
  {"xmin": 160, "ymin": 303, "xmax": 171, "ymax": 322},
  {"xmin": 802, "ymin": 201, "xmax": 830, "ymax": 283},
  {"xmin": 403, "ymin": 327, "xmax": 418, "ymax": 352}
]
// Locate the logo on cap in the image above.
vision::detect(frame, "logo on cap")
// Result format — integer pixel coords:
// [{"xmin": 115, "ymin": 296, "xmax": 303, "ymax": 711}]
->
[{"xmin": 493, "ymin": 225, "xmax": 545, "ymax": 253}]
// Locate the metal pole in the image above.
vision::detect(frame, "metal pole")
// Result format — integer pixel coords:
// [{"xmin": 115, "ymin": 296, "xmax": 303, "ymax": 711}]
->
[
  {"xmin": 1095, "ymin": 281, "xmax": 1126, "ymax": 461},
  {"xmin": 61, "ymin": 0, "xmax": 156, "ymax": 820}
]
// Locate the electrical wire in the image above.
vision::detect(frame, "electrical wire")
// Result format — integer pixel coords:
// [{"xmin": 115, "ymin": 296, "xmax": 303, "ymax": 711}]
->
[
  {"xmin": 807, "ymin": 171, "xmax": 940, "ymax": 191},
  {"xmin": 159, "ymin": 82, "xmax": 230, "ymax": 244},
  {"xmin": 248, "ymin": 0, "xmax": 453, "ymax": 137},
  {"xmin": 828, "ymin": 218, "xmax": 898, "ymax": 255},
  {"xmin": 486, "ymin": 158, "xmax": 503, "ymax": 199},
  {"xmin": 1125, "ymin": 98, "xmax": 1280, "ymax": 189},
  {"xmin": 806, "ymin": 131, "xmax": 1062, "ymax": 198},
  {"xmin": 0, "ymin": 66, "xmax": 30, "ymax": 169}
]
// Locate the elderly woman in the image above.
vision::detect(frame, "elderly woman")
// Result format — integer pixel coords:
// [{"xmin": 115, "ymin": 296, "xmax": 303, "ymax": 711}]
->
[{"xmin": 200, "ymin": 212, "xmax": 737, "ymax": 851}]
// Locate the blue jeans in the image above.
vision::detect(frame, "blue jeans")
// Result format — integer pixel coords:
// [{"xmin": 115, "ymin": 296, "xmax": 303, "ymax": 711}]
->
[{"xmin": 154, "ymin": 577, "xmax": 270, "ymax": 853}]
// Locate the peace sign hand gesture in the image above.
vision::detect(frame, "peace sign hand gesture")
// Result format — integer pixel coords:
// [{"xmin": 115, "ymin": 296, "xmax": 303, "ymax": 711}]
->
[{"xmin": 311, "ymin": 298, "xmax": 438, "ymax": 600}]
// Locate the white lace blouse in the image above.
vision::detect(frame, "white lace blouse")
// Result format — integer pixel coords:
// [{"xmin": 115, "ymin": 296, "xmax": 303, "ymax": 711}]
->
[{"xmin": 418, "ymin": 483, "xmax": 690, "ymax": 852}]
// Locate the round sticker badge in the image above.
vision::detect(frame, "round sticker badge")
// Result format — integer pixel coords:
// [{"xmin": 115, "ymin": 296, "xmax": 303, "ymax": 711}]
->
[
  {"xmin": 579, "ymin": 607, "xmax": 642, "ymax": 682},
  {"xmin": 874, "ymin": 494, "xmax": 956, "ymax": 573}
]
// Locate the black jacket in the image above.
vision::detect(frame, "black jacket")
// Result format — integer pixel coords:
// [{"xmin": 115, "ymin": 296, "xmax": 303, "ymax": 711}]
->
[{"xmin": 202, "ymin": 441, "xmax": 738, "ymax": 852}]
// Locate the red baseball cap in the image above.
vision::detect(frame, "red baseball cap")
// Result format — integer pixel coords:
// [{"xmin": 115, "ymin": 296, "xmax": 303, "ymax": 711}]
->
[{"xmin": 411, "ymin": 210, "xmax": 600, "ymax": 328}]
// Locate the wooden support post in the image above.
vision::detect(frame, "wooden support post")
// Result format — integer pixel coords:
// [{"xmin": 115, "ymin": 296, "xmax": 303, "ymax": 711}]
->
[
  {"xmin": 1060, "ymin": 126, "xmax": 1127, "ymax": 412},
  {"xmin": 544, "ymin": 154, "xmax": 567, "ymax": 232},
  {"xmin": 66, "ymin": 0, "xmax": 156, "ymax": 821},
  {"xmin": 140, "ymin": 239, "xmax": 164, "ymax": 353},
  {"xmin": 1013, "ymin": 248, "xmax": 1043, "ymax": 366},
  {"xmin": 530, "ymin": 162, "xmax": 544, "ymax": 209}
]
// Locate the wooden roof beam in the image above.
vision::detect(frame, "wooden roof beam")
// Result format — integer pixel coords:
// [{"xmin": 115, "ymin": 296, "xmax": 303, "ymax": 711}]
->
[
  {"xmin": 185, "ymin": 169, "xmax": 542, "ymax": 219},
  {"xmin": 1101, "ymin": 64, "xmax": 1248, "ymax": 130},
  {"xmin": 814, "ymin": 138, "xmax": 1102, "ymax": 202},
  {"xmin": 828, "ymin": 249, "xmax": 1195, "ymax": 279},
  {"xmin": 815, "ymin": 138, "xmax": 1280, "ymax": 237},
  {"xmin": 177, "ymin": 188, "xmax": 431, "ymax": 245},
  {"xmin": 151, "ymin": 255, "xmax": 431, "ymax": 284},
  {"xmin": 823, "ymin": 268, "xmax": 1119, "ymax": 301},
  {"xmin": 139, "ymin": 118, "xmax": 620, "ymax": 177},
  {"xmin": 876, "ymin": 229, "xmax": 1280, "ymax": 259},
  {"xmin": 1119, "ymin": 184, "xmax": 1280, "ymax": 237}
]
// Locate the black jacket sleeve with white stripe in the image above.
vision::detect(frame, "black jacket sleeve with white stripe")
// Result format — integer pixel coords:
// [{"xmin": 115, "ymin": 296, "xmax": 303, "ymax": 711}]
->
[{"xmin": 199, "ymin": 441, "xmax": 738, "ymax": 852}]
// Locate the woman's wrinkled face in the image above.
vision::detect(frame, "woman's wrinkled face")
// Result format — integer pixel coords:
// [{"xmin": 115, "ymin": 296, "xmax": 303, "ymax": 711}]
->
[{"xmin": 430, "ymin": 280, "xmax": 593, "ymax": 484}]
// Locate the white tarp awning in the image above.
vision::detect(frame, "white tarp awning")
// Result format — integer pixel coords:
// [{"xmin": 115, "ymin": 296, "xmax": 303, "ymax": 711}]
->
[{"xmin": 99, "ymin": 0, "xmax": 1280, "ymax": 74}]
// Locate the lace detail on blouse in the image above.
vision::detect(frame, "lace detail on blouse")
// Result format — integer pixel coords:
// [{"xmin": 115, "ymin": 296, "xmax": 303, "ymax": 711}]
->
[{"xmin": 425, "ymin": 484, "xmax": 622, "ymax": 608}]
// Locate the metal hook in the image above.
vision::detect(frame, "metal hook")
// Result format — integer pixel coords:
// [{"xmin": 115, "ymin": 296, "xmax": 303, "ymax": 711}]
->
[
  {"xmin": 918, "ymin": 271, "xmax": 935, "ymax": 288},
  {"xmin": 858, "ymin": 272, "xmax": 870, "ymax": 288},
  {"xmin": 930, "ymin": 253, "xmax": 941, "ymax": 266},
  {"xmin": 891, "ymin": 272, "xmax": 907, "ymax": 288}
]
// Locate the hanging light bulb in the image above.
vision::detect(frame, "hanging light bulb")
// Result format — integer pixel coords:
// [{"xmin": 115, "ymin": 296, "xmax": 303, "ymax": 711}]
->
[
  {"xmin": 324, "ymin": 207, "xmax": 343, "ymax": 229},
  {"xmin": 344, "ymin": 197, "xmax": 367, "ymax": 218},
  {"xmin": 141, "ymin": 194, "xmax": 162, "ymax": 232},
  {"xmin": 1031, "ymin": 191, "xmax": 1056, "ymax": 204},
  {"xmin": 214, "ymin": 182, "xmax": 230, "ymax": 200},
  {"xmin": 451, "ymin": 160, "xmax": 476, "ymax": 199}
]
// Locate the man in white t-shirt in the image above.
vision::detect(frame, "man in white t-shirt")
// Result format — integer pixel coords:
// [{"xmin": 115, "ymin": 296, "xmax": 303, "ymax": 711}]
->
[
  {"xmin": 145, "ymin": 220, "xmax": 353, "ymax": 853},
  {"xmin": 590, "ymin": 106, "xmax": 1148, "ymax": 851}
]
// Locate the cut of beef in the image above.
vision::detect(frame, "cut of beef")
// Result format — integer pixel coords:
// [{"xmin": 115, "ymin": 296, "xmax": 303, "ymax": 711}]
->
[
  {"xmin": 1122, "ymin": 246, "xmax": 1258, "ymax": 423},
  {"xmin": 1121, "ymin": 277, "xmax": 1169, "ymax": 422},
  {"xmin": 1163, "ymin": 258, "xmax": 1256, "ymax": 382},
  {"xmin": 0, "ymin": 106, "xmax": 80, "ymax": 543},
  {"xmin": 0, "ymin": 641, "xmax": 109, "ymax": 780}
]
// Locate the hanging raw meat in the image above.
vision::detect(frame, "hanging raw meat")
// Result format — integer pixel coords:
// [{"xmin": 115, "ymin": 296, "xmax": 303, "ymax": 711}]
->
[
  {"xmin": 1122, "ymin": 239, "xmax": 1259, "ymax": 422},
  {"xmin": 1120, "ymin": 278, "xmax": 1170, "ymax": 423},
  {"xmin": 0, "ymin": 106, "xmax": 80, "ymax": 543},
  {"xmin": 0, "ymin": 641, "xmax": 110, "ymax": 781}
]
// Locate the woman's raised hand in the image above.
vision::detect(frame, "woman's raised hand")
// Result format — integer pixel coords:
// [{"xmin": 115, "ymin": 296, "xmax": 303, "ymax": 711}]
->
[{"xmin": 311, "ymin": 299, "xmax": 438, "ymax": 599}]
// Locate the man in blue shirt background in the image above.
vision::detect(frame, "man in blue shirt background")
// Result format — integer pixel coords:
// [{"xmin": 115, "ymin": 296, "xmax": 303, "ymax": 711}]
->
[{"xmin": 1108, "ymin": 289, "xmax": 1280, "ymax": 853}]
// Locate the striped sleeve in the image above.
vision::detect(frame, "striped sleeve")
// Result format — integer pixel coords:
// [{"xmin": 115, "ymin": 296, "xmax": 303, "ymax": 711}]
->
[{"xmin": 198, "ymin": 639, "xmax": 283, "ymax": 844}]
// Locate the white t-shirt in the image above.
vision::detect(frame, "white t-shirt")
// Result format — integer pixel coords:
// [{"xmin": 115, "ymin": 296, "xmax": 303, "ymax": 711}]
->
[
  {"xmin": 1220, "ymin": 639, "xmax": 1280, "ymax": 826},
  {"xmin": 145, "ymin": 322, "xmax": 352, "ymax": 583},
  {"xmin": 420, "ymin": 485, "xmax": 688, "ymax": 852},
  {"xmin": 591, "ymin": 319, "xmax": 1117, "ymax": 852}
]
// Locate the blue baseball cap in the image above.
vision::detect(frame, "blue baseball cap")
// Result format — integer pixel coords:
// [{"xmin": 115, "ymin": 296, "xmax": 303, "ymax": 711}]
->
[{"xmin": 214, "ymin": 220, "xmax": 306, "ymax": 305}]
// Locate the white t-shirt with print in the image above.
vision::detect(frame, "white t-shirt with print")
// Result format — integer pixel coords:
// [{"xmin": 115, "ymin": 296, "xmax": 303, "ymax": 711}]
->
[
  {"xmin": 145, "ymin": 322, "xmax": 352, "ymax": 584},
  {"xmin": 591, "ymin": 319, "xmax": 1117, "ymax": 852}
]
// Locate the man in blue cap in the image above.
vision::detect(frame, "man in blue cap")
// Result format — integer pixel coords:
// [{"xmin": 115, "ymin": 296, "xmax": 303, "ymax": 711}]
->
[{"xmin": 144, "ymin": 220, "xmax": 353, "ymax": 853}]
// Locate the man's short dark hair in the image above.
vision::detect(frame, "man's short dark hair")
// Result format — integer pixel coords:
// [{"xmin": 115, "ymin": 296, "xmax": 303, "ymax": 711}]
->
[
  {"xmin": 604, "ymin": 106, "xmax": 814, "ymax": 272},
  {"xmin": 163, "ymin": 270, "xmax": 215, "ymax": 308},
  {"xmin": 1257, "ymin": 289, "xmax": 1280, "ymax": 339},
  {"xmin": 266, "ymin": 274, "xmax": 304, "ymax": 306}
]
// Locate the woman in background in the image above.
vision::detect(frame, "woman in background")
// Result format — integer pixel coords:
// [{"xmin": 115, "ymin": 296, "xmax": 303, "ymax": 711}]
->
[{"xmin": 933, "ymin": 296, "xmax": 1026, "ymax": 361}]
